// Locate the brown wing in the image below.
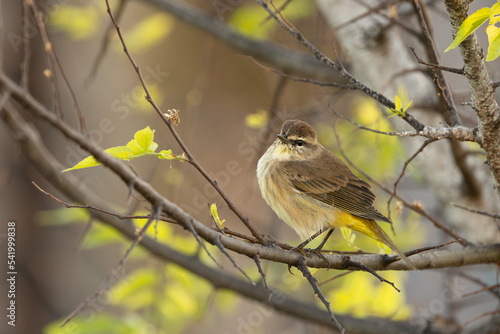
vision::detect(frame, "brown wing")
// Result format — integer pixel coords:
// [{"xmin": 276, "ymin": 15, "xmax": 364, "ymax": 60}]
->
[{"xmin": 282, "ymin": 151, "xmax": 391, "ymax": 223}]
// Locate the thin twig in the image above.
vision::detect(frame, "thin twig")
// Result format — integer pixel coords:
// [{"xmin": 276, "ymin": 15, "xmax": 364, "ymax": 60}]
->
[
  {"xmin": 185, "ymin": 218, "xmax": 222, "ymax": 269},
  {"xmin": 463, "ymin": 310, "xmax": 500, "ymax": 327},
  {"xmin": 28, "ymin": 0, "xmax": 87, "ymax": 134},
  {"xmin": 253, "ymin": 253, "xmax": 269, "ymax": 290},
  {"xmin": 296, "ymin": 258, "xmax": 345, "ymax": 333},
  {"xmin": 388, "ymin": 138, "xmax": 438, "ymax": 221},
  {"xmin": 104, "ymin": 0, "xmax": 266, "ymax": 244},
  {"xmin": 404, "ymin": 240, "xmax": 462, "ymax": 257},
  {"xmin": 248, "ymin": 56, "xmax": 357, "ymax": 89},
  {"xmin": 87, "ymin": 0, "xmax": 127, "ymax": 84},
  {"xmin": 319, "ymin": 271, "xmax": 353, "ymax": 287},
  {"xmin": 449, "ymin": 271, "xmax": 500, "ymax": 300},
  {"xmin": 451, "ymin": 203, "xmax": 500, "ymax": 219},
  {"xmin": 26, "ymin": 0, "xmax": 61, "ymax": 117},
  {"xmin": 409, "ymin": 46, "xmax": 464, "ymax": 75},
  {"xmin": 411, "ymin": 0, "xmax": 460, "ymax": 126},
  {"xmin": 461, "ymin": 284, "xmax": 500, "ymax": 299},
  {"xmin": 343, "ymin": 257, "xmax": 400, "ymax": 292},
  {"xmin": 21, "ymin": 0, "xmax": 30, "ymax": 89},
  {"xmin": 213, "ymin": 234, "xmax": 254, "ymax": 284}
]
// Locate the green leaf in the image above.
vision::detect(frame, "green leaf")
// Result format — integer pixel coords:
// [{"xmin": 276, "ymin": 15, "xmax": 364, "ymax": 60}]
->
[
  {"xmin": 62, "ymin": 155, "xmax": 99, "ymax": 171},
  {"xmin": 134, "ymin": 126, "xmax": 156, "ymax": 152},
  {"xmin": 105, "ymin": 146, "xmax": 133, "ymax": 160},
  {"xmin": 445, "ymin": 7, "xmax": 491, "ymax": 52},
  {"xmin": 158, "ymin": 150, "xmax": 188, "ymax": 162},
  {"xmin": 394, "ymin": 95, "xmax": 401, "ymax": 110},
  {"xmin": 210, "ymin": 203, "xmax": 226, "ymax": 229},
  {"xmin": 159, "ymin": 149, "xmax": 176, "ymax": 160},
  {"xmin": 486, "ymin": 24, "xmax": 500, "ymax": 61},
  {"xmin": 63, "ymin": 146, "xmax": 132, "ymax": 171},
  {"xmin": 388, "ymin": 93, "xmax": 411, "ymax": 118},
  {"xmin": 402, "ymin": 100, "xmax": 413, "ymax": 113},
  {"xmin": 491, "ymin": 2, "xmax": 500, "ymax": 16},
  {"xmin": 126, "ymin": 138, "xmax": 144, "ymax": 156}
]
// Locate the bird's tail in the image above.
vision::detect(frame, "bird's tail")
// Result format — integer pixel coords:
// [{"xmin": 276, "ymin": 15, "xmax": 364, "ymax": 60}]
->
[{"xmin": 348, "ymin": 218, "xmax": 417, "ymax": 270}]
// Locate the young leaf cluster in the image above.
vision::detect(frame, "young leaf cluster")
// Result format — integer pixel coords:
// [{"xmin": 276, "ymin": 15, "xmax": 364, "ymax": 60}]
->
[
  {"xmin": 445, "ymin": 1, "xmax": 500, "ymax": 61},
  {"xmin": 388, "ymin": 95, "xmax": 412, "ymax": 118},
  {"xmin": 63, "ymin": 127, "xmax": 187, "ymax": 172}
]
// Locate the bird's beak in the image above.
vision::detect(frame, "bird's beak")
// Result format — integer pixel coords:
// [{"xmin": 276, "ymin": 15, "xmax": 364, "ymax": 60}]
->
[{"xmin": 277, "ymin": 134, "xmax": 289, "ymax": 144}]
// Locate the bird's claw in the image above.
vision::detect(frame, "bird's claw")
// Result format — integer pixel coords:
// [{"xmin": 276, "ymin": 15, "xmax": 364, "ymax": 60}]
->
[{"xmin": 290, "ymin": 246, "xmax": 331, "ymax": 269}]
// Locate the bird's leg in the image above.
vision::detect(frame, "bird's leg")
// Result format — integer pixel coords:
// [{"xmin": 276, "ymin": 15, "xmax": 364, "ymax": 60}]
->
[
  {"xmin": 292, "ymin": 227, "xmax": 330, "ymax": 253},
  {"xmin": 309, "ymin": 228, "xmax": 335, "ymax": 269},
  {"xmin": 313, "ymin": 228, "xmax": 335, "ymax": 252}
]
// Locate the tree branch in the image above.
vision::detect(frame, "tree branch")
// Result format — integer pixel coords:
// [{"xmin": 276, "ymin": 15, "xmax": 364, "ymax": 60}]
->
[
  {"xmin": 443, "ymin": 0, "xmax": 500, "ymax": 197},
  {"xmin": 139, "ymin": 0, "xmax": 342, "ymax": 81}
]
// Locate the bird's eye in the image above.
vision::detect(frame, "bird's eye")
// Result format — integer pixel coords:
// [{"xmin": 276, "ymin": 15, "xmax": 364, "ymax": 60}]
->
[{"xmin": 296, "ymin": 139, "xmax": 304, "ymax": 146}]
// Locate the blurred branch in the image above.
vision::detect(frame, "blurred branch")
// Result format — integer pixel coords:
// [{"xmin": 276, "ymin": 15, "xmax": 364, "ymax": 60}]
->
[
  {"xmin": 140, "ymin": 0, "xmax": 342, "ymax": 81},
  {"xmin": 411, "ymin": 0, "xmax": 460, "ymax": 126},
  {"xmin": 26, "ymin": 0, "xmax": 87, "ymax": 133},
  {"xmin": 451, "ymin": 203, "xmax": 500, "ymax": 220}
]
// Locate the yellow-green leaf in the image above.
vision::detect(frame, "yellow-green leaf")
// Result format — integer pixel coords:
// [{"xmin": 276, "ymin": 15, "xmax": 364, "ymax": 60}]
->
[
  {"xmin": 63, "ymin": 146, "xmax": 133, "ymax": 172},
  {"xmin": 491, "ymin": 2, "xmax": 500, "ymax": 16},
  {"xmin": 445, "ymin": 7, "xmax": 491, "ymax": 52},
  {"xmin": 126, "ymin": 138, "xmax": 145, "ymax": 156},
  {"xmin": 105, "ymin": 146, "xmax": 133, "ymax": 160},
  {"xmin": 486, "ymin": 24, "xmax": 500, "ymax": 61},
  {"xmin": 210, "ymin": 203, "xmax": 226, "ymax": 229},
  {"xmin": 394, "ymin": 95, "xmax": 402, "ymax": 110},
  {"xmin": 134, "ymin": 126, "xmax": 155, "ymax": 152},
  {"xmin": 402, "ymin": 100, "xmax": 413, "ymax": 113},
  {"xmin": 63, "ymin": 155, "xmax": 99, "ymax": 171},
  {"xmin": 159, "ymin": 149, "xmax": 176, "ymax": 160}
]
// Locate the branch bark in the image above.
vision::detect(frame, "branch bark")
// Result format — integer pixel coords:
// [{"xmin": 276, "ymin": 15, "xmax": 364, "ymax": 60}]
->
[
  {"xmin": 140, "ymin": 0, "xmax": 342, "ymax": 81},
  {"xmin": 443, "ymin": 0, "xmax": 500, "ymax": 198}
]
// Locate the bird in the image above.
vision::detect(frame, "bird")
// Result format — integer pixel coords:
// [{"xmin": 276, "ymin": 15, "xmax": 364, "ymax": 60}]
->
[{"xmin": 257, "ymin": 119, "xmax": 416, "ymax": 269}]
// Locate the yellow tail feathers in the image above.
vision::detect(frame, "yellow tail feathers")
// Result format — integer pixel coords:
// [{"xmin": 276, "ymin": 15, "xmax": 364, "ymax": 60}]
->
[{"xmin": 347, "ymin": 217, "xmax": 417, "ymax": 270}]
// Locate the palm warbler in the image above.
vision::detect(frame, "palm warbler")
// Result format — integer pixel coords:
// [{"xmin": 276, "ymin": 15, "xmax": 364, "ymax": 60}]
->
[{"xmin": 257, "ymin": 119, "xmax": 416, "ymax": 269}]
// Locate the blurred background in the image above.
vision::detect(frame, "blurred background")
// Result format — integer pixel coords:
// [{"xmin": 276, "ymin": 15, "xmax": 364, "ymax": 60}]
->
[{"xmin": 1, "ymin": 0, "xmax": 499, "ymax": 333}]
